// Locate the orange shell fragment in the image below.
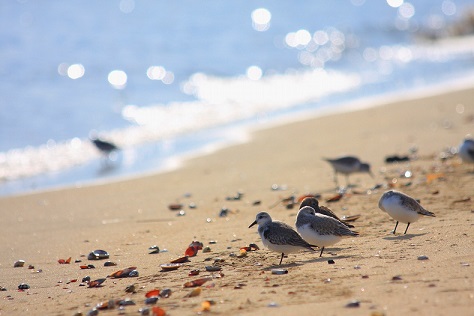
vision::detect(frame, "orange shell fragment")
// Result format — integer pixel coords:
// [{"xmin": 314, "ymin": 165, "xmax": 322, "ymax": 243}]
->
[
  {"xmin": 185, "ymin": 246, "xmax": 198, "ymax": 257},
  {"xmin": 151, "ymin": 306, "xmax": 166, "ymax": 316},
  {"xmin": 146, "ymin": 289, "xmax": 160, "ymax": 298},
  {"xmin": 183, "ymin": 277, "xmax": 210, "ymax": 288}
]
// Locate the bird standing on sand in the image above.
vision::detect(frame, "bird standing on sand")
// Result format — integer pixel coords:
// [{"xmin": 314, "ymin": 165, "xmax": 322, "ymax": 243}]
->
[
  {"xmin": 296, "ymin": 206, "xmax": 359, "ymax": 257},
  {"xmin": 324, "ymin": 156, "xmax": 373, "ymax": 188},
  {"xmin": 299, "ymin": 197, "xmax": 357, "ymax": 228},
  {"xmin": 378, "ymin": 190, "xmax": 435, "ymax": 234},
  {"xmin": 249, "ymin": 212, "xmax": 317, "ymax": 265},
  {"xmin": 458, "ymin": 137, "xmax": 474, "ymax": 166}
]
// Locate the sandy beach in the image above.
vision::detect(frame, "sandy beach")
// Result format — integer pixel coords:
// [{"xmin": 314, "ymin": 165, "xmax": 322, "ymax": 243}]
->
[{"xmin": 1, "ymin": 86, "xmax": 473, "ymax": 316}]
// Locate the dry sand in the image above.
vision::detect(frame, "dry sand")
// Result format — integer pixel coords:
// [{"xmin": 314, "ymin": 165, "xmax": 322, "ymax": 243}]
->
[{"xmin": 0, "ymin": 86, "xmax": 473, "ymax": 316}]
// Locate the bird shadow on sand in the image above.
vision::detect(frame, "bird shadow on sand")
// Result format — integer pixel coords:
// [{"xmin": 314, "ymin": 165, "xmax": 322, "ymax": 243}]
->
[{"xmin": 383, "ymin": 233, "xmax": 428, "ymax": 241}]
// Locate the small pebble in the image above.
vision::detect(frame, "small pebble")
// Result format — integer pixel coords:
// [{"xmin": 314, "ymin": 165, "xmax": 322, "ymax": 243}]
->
[
  {"xmin": 392, "ymin": 275, "xmax": 402, "ymax": 281},
  {"xmin": 328, "ymin": 259, "xmax": 335, "ymax": 264},
  {"xmin": 267, "ymin": 302, "xmax": 279, "ymax": 307},
  {"xmin": 14, "ymin": 260, "xmax": 25, "ymax": 268},
  {"xmin": 417, "ymin": 255, "xmax": 429, "ymax": 260},
  {"xmin": 18, "ymin": 283, "xmax": 30, "ymax": 290},
  {"xmin": 271, "ymin": 269, "xmax": 288, "ymax": 275}
]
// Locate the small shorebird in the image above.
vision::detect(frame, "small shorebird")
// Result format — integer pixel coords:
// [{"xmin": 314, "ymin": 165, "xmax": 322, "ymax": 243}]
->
[
  {"xmin": 249, "ymin": 212, "xmax": 317, "ymax": 265},
  {"xmin": 296, "ymin": 206, "xmax": 359, "ymax": 257},
  {"xmin": 324, "ymin": 156, "xmax": 373, "ymax": 188},
  {"xmin": 91, "ymin": 137, "xmax": 120, "ymax": 157},
  {"xmin": 299, "ymin": 197, "xmax": 357, "ymax": 228},
  {"xmin": 458, "ymin": 137, "xmax": 474, "ymax": 167},
  {"xmin": 378, "ymin": 190, "xmax": 435, "ymax": 234}
]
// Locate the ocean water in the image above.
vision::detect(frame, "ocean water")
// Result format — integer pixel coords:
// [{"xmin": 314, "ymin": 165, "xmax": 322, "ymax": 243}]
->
[{"xmin": 1, "ymin": 0, "xmax": 474, "ymax": 196}]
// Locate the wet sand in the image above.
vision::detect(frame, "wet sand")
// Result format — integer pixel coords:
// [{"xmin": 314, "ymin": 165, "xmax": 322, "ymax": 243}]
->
[{"xmin": 0, "ymin": 86, "xmax": 473, "ymax": 315}]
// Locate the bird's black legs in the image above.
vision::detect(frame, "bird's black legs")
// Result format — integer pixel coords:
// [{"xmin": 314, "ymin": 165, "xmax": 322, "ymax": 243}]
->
[
  {"xmin": 279, "ymin": 253, "xmax": 284, "ymax": 265},
  {"xmin": 319, "ymin": 247, "xmax": 325, "ymax": 257},
  {"xmin": 404, "ymin": 223, "xmax": 411, "ymax": 234},
  {"xmin": 392, "ymin": 221, "xmax": 399, "ymax": 234}
]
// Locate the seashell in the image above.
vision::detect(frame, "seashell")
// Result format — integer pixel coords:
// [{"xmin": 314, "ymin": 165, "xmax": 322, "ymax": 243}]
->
[
  {"xmin": 185, "ymin": 287, "xmax": 202, "ymax": 297},
  {"xmin": 18, "ymin": 283, "xmax": 30, "ymax": 290},
  {"xmin": 86, "ymin": 308, "xmax": 98, "ymax": 316},
  {"xmin": 82, "ymin": 276, "xmax": 91, "ymax": 283},
  {"xmin": 183, "ymin": 277, "xmax": 210, "ymax": 288},
  {"xmin": 148, "ymin": 245, "xmax": 160, "ymax": 254},
  {"xmin": 108, "ymin": 266, "xmax": 138, "ymax": 278},
  {"xmin": 202, "ymin": 246, "xmax": 211, "ymax": 253},
  {"xmin": 80, "ymin": 265, "xmax": 95, "ymax": 269},
  {"xmin": 189, "ymin": 241, "xmax": 203, "ymax": 250},
  {"xmin": 145, "ymin": 296, "xmax": 159, "ymax": 305},
  {"xmin": 168, "ymin": 203, "xmax": 183, "ymax": 210},
  {"xmin": 417, "ymin": 255, "xmax": 429, "ymax": 260},
  {"xmin": 271, "ymin": 268, "xmax": 288, "ymax": 275},
  {"xmin": 185, "ymin": 246, "xmax": 198, "ymax": 257},
  {"xmin": 88, "ymin": 278, "xmax": 106, "ymax": 288},
  {"xmin": 14, "ymin": 260, "xmax": 25, "ymax": 268},
  {"xmin": 88, "ymin": 250, "xmax": 109, "ymax": 260},
  {"xmin": 160, "ymin": 263, "xmax": 183, "ymax": 271},
  {"xmin": 159, "ymin": 288, "xmax": 172, "ymax": 298},
  {"xmin": 326, "ymin": 193, "xmax": 343, "ymax": 203},
  {"xmin": 145, "ymin": 289, "xmax": 160, "ymax": 298},
  {"xmin": 138, "ymin": 307, "xmax": 150, "ymax": 315},
  {"xmin": 340, "ymin": 214, "xmax": 361, "ymax": 222},
  {"xmin": 170, "ymin": 256, "xmax": 190, "ymax": 263},
  {"xmin": 205, "ymin": 266, "xmax": 221, "ymax": 272},
  {"xmin": 0, "ymin": 286, "xmax": 7, "ymax": 291},
  {"xmin": 27, "ymin": 265, "xmax": 34, "ymax": 269},
  {"xmin": 237, "ymin": 249, "xmax": 247, "ymax": 258},
  {"xmin": 151, "ymin": 306, "xmax": 166, "ymax": 316},
  {"xmin": 96, "ymin": 299, "xmax": 115, "ymax": 310},
  {"xmin": 104, "ymin": 261, "xmax": 117, "ymax": 267},
  {"xmin": 117, "ymin": 298, "xmax": 136, "ymax": 306},
  {"xmin": 188, "ymin": 269, "xmax": 200, "ymax": 276},
  {"xmin": 328, "ymin": 260, "xmax": 335, "ymax": 264},
  {"xmin": 177, "ymin": 210, "xmax": 186, "ymax": 216},
  {"xmin": 58, "ymin": 257, "xmax": 72, "ymax": 264},
  {"xmin": 128, "ymin": 270, "xmax": 139, "ymax": 277},
  {"xmin": 189, "ymin": 202, "xmax": 197, "ymax": 209},
  {"xmin": 200, "ymin": 300, "xmax": 212, "ymax": 312}
]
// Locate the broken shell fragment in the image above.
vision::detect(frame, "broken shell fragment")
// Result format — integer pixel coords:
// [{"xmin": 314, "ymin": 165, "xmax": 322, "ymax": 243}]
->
[
  {"xmin": 345, "ymin": 300, "xmax": 360, "ymax": 308},
  {"xmin": 160, "ymin": 288, "xmax": 172, "ymax": 298},
  {"xmin": 88, "ymin": 278, "xmax": 106, "ymax": 288},
  {"xmin": 58, "ymin": 257, "xmax": 72, "ymax": 264},
  {"xmin": 184, "ymin": 277, "xmax": 211, "ymax": 288},
  {"xmin": 168, "ymin": 203, "xmax": 183, "ymax": 210},
  {"xmin": 145, "ymin": 296, "xmax": 159, "ymax": 305},
  {"xmin": 188, "ymin": 269, "xmax": 200, "ymax": 276},
  {"xmin": 160, "ymin": 263, "xmax": 183, "ymax": 271},
  {"xmin": 151, "ymin": 306, "xmax": 166, "ymax": 316},
  {"xmin": 108, "ymin": 266, "xmax": 138, "ymax": 278},
  {"xmin": 205, "ymin": 266, "xmax": 222, "ymax": 272},
  {"xmin": 185, "ymin": 246, "xmax": 198, "ymax": 257},
  {"xmin": 148, "ymin": 245, "xmax": 160, "ymax": 254},
  {"xmin": 185, "ymin": 287, "xmax": 202, "ymax": 298},
  {"xmin": 145, "ymin": 289, "xmax": 160, "ymax": 298},
  {"xmin": 88, "ymin": 250, "xmax": 109, "ymax": 260},
  {"xmin": 104, "ymin": 261, "xmax": 117, "ymax": 267},
  {"xmin": 271, "ymin": 269, "xmax": 288, "ymax": 275},
  {"xmin": 189, "ymin": 241, "xmax": 204, "ymax": 250},
  {"xmin": 170, "ymin": 256, "xmax": 190, "ymax": 263}
]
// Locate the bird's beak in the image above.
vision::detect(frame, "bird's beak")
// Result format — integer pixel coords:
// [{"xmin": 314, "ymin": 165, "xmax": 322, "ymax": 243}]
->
[{"xmin": 248, "ymin": 220, "xmax": 257, "ymax": 228}]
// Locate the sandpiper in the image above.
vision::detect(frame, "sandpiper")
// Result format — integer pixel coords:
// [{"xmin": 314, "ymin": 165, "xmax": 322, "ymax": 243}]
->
[
  {"xmin": 296, "ymin": 206, "xmax": 359, "ymax": 257},
  {"xmin": 324, "ymin": 156, "xmax": 373, "ymax": 188},
  {"xmin": 249, "ymin": 212, "xmax": 317, "ymax": 265},
  {"xmin": 299, "ymin": 197, "xmax": 356, "ymax": 228},
  {"xmin": 91, "ymin": 137, "xmax": 120, "ymax": 156},
  {"xmin": 378, "ymin": 190, "xmax": 435, "ymax": 234}
]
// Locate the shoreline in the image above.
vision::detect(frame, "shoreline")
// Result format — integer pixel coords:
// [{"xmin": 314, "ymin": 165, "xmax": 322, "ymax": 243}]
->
[
  {"xmin": 0, "ymin": 83, "xmax": 473, "ymax": 315},
  {"xmin": 2, "ymin": 72, "xmax": 474, "ymax": 199}
]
